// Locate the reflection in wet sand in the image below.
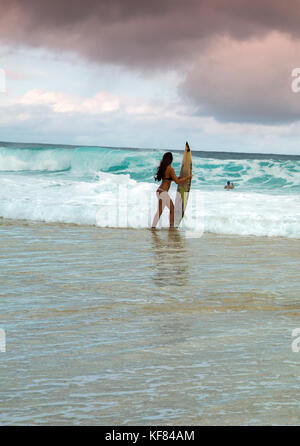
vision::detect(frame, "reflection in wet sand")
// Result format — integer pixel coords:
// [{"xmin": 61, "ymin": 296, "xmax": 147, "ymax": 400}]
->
[{"xmin": 151, "ymin": 229, "xmax": 188, "ymax": 288}]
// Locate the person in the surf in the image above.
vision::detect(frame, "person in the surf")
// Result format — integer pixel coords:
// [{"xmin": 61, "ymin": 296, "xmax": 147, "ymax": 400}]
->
[
  {"xmin": 224, "ymin": 181, "xmax": 234, "ymax": 190},
  {"xmin": 152, "ymin": 152, "xmax": 192, "ymax": 228}
]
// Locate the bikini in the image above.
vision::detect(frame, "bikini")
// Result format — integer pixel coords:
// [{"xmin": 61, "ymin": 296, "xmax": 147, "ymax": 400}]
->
[
  {"xmin": 152, "ymin": 176, "xmax": 173, "ymax": 227},
  {"xmin": 157, "ymin": 176, "xmax": 172, "ymax": 193}
]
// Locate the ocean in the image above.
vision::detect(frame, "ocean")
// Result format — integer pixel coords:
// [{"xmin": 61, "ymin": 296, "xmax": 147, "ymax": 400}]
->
[
  {"xmin": 0, "ymin": 141, "xmax": 300, "ymax": 425},
  {"xmin": 0, "ymin": 141, "xmax": 300, "ymax": 237}
]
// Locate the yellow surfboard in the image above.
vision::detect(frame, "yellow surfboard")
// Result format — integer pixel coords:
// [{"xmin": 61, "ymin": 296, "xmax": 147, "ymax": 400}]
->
[{"xmin": 174, "ymin": 142, "xmax": 192, "ymax": 227}]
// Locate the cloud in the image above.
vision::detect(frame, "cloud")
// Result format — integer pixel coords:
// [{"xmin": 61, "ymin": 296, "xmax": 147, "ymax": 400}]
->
[
  {"xmin": 0, "ymin": 86, "xmax": 190, "ymax": 131},
  {"xmin": 13, "ymin": 87, "xmax": 184, "ymax": 118},
  {"xmin": 2, "ymin": 0, "xmax": 300, "ymax": 125},
  {"xmin": 1, "ymin": 0, "xmax": 300, "ymax": 69},
  {"xmin": 0, "ymin": 91, "xmax": 192, "ymax": 148},
  {"xmin": 5, "ymin": 68, "xmax": 28, "ymax": 80},
  {"xmin": 19, "ymin": 89, "xmax": 120, "ymax": 114},
  {"xmin": 181, "ymin": 32, "xmax": 300, "ymax": 124},
  {"xmin": 2, "ymin": 86, "xmax": 298, "ymax": 136},
  {"xmin": 2, "ymin": 86, "xmax": 300, "ymax": 154}
]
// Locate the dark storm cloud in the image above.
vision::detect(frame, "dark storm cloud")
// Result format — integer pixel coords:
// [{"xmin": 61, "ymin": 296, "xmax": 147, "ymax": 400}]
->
[
  {"xmin": 2, "ymin": 0, "xmax": 300, "ymax": 124},
  {"xmin": 2, "ymin": 0, "xmax": 300, "ymax": 67}
]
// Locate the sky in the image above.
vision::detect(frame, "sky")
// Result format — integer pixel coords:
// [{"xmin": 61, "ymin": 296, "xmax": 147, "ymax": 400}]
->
[{"xmin": 1, "ymin": 0, "xmax": 300, "ymax": 154}]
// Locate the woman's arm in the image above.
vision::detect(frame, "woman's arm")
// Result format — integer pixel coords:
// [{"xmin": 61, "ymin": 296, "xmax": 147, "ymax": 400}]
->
[{"xmin": 169, "ymin": 167, "xmax": 192, "ymax": 184}]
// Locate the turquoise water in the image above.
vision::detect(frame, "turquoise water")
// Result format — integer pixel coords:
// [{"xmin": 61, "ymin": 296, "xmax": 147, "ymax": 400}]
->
[
  {"xmin": 1, "ymin": 142, "xmax": 300, "ymax": 191},
  {"xmin": 0, "ymin": 142, "xmax": 300, "ymax": 237}
]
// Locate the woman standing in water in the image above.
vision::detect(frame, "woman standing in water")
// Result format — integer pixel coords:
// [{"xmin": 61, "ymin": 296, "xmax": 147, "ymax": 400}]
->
[{"xmin": 152, "ymin": 152, "xmax": 192, "ymax": 228}]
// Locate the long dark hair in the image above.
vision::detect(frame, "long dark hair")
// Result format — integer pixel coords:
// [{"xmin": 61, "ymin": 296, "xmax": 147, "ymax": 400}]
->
[{"xmin": 155, "ymin": 152, "xmax": 173, "ymax": 181}]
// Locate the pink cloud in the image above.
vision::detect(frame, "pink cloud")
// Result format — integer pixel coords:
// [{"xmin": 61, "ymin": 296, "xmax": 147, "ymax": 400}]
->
[
  {"xmin": 181, "ymin": 32, "xmax": 300, "ymax": 123},
  {"xmin": 19, "ymin": 89, "xmax": 120, "ymax": 114}
]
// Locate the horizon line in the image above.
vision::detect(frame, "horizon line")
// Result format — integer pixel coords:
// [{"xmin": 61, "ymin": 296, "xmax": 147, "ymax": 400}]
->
[{"xmin": 1, "ymin": 139, "xmax": 299, "ymax": 159}]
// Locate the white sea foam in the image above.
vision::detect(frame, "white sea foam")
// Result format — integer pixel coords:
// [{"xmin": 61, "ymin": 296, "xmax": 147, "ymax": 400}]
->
[
  {"xmin": 0, "ymin": 148, "xmax": 72, "ymax": 172},
  {"xmin": 0, "ymin": 169, "xmax": 299, "ymax": 238}
]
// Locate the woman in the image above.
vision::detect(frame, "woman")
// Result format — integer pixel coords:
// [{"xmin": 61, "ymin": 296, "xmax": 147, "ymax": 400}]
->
[{"xmin": 152, "ymin": 152, "xmax": 192, "ymax": 228}]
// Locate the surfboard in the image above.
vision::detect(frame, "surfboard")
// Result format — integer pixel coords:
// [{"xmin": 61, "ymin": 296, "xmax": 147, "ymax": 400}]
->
[{"xmin": 174, "ymin": 142, "xmax": 192, "ymax": 227}]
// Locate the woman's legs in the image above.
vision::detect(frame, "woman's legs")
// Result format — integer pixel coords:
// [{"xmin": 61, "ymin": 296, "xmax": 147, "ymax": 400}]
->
[
  {"xmin": 169, "ymin": 200, "xmax": 174, "ymax": 227},
  {"xmin": 152, "ymin": 191, "xmax": 174, "ymax": 228}
]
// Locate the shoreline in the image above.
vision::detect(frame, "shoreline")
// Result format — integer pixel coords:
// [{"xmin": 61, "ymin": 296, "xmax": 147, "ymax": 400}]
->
[{"xmin": 1, "ymin": 216, "xmax": 300, "ymax": 242}]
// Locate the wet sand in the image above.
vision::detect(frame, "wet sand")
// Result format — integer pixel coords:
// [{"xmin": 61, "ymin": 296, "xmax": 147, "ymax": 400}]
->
[{"xmin": 1, "ymin": 219, "xmax": 300, "ymax": 425}]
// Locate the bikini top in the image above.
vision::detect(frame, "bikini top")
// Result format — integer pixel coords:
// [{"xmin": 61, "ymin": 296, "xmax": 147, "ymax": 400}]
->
[{"xmin": 162, "ymin": 167, "xmax": 172, "ymax": 181}]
